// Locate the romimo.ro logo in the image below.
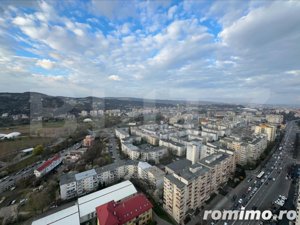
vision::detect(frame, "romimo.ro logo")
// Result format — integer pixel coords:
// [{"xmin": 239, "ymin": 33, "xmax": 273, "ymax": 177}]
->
[{"xmin": 203, "ymin": 210, "xmax": 297, "ymax": 221}]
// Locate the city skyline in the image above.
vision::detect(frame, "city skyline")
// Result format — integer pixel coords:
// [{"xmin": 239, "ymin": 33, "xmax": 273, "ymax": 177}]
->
[{"xmin": 0, "ymin": 0, "xmax": 300, "ymax": 105}]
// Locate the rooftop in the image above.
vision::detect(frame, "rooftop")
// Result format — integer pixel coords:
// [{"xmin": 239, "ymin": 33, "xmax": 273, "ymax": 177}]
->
[
  {"xmin": 77, "ymin": 180, "xmax": 137, "ymax": 219},
  {"xmin": 36, "ymin": 154, "xmax": 61, "ymax": 172},
  {"xmin": 96, "ymin": 193, "xmax": 153, "ymax": 225},
  {"xmin": 199, "ymin": 153, "xmax": 230, "ymax": 168},
  {"xmin": 165, "ymin": 159, "xmax": 192, "ymax": 173},
  {"xmin": 31, "ymin": 205, "xmax": 80, "ymax": 225},
  {"xmin": 95, "ymin": 160, "xmax": 137, "ymax": 174},
  {"xmin": 138, "ymin": 161, "xmax": 152, "ymax": 170},
  {"xmin": 165, "ymin": 174, "xmax": 186, "ymax": 189},
  {"xmin": 60, "ymin": 172, "xmax": 76, "ymax": 185},
  {"xmin": 147, "ymin": 166, "xmax": 165, "ymax": 177},
  {"xmin": 75, "ymin": 169, "xmax": 96, "ymax": 181}
]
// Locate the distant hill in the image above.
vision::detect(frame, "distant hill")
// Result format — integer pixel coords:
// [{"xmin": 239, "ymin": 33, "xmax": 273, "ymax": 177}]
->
[
  {"xmin": 0, "ymin": 92, "xmax": 243, "ymax": 117},
  {"xmin": 0, "ymin": 92, "xmax": 178, "ymax": 116}
]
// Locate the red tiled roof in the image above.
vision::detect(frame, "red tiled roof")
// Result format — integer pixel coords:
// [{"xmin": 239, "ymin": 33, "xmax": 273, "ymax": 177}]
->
[
  {"xmin": 37, "ymin": 154, "xmax": 60, "ymax": 172},
  {"xmin": 96, "ymin": 193, "xmax": 153, "ymax": 225}
]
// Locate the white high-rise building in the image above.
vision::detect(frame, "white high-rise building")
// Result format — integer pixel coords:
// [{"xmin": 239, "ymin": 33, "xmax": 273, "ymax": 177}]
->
[{"xmin": 186, "ymin": 142, "xmax": 201, "ymax": 164}]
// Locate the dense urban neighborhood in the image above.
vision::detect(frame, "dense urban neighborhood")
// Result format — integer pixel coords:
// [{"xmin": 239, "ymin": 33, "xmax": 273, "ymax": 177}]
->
[
  {"xmin": 0, "ymin": 93, "xmax": 300, "ymax": 225},
  {"xmin": 1, "ymin": 0, "xmax": 300, "ymax": 225}
]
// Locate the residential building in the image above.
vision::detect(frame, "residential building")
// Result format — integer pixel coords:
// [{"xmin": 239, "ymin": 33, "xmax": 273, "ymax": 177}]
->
[
  {"xmin": 32, "ymin": 181, "xmax": 137, "ymax": 225},
  {"xmin": 60, "ymin": 160, "xmax": 163, "ymax": 200},
  {"xmin": 163, "ymin": 153, "xmax": 235, "ymax": 224},
  {"xmin": 60, "ymin": 169, "xmax": 98, "ymax": 200},
  {"xmin": 75, "ymin": 169, "xmax": 98, "ymax": 196},
  {"xmin": 96, "ymin": 193, "xmax": 153, "ymax": 225},
  {"xmin": 159, "ymin": 139, "xmax": 186, "ymax": 156},
  {"xmin": 140, "ymin": 147, "xmax": 168, "ymax": 163},
  {"xmin": 201, "ymin": 130, "xmax": 219, "ymax": 141},
  {"xmin": 121, "ymin": 142, "xmax": 140, "ymax": 160},
  {"xmin": 254, "ymin": 123, "xmax": 276, "ymax": 142},
  {"xmin": 147, "ymin": 166, "xmax": 165, "ymax": 188},
  {"xmin": 115, "ymin": 128, "xmax": 130, "ymax": 139},
  {"xmin": 186, "ymin": 142, "xmax": 201, "ymax": 164}
]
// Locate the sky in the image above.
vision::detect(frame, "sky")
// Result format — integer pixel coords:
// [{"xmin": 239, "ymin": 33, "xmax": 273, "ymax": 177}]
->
[{"xmin": 0, "ymin": 0, "xmax": 300, "ymax": 105}]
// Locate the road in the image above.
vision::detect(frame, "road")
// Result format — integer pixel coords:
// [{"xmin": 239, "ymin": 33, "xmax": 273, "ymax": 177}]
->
[
  {"xmin": 0, "ymin": 142, "xmax": 81, "ymax": 194},
  {"xmin": 234, "ymin": 121, "xmax": 299, "ymax": 225},
  {"xmin": 231, "ymin": 121, "xmax": 298, "ymax": 225},
  {"xmin": 187, "ymin": 120, "xmax": 299, "ymax": 225}
]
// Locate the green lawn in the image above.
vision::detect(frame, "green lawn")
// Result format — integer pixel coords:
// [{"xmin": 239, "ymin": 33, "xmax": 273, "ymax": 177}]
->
[{"xmin": 0, "ymin": 136, "xmax": 53, "ymax": 160}]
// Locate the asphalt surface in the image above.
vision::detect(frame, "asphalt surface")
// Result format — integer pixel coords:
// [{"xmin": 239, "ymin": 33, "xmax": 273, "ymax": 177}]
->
[
  {"xmin": 233, "ymin": 120, "xmax": 299, "ymax": 225},
  {"xmin": 188, "ymin": 120, "xmax": 300, "ymax": 225},
  {"xmin": 0, "ymin": 142, "xmax": 81, "ymax": 193}
]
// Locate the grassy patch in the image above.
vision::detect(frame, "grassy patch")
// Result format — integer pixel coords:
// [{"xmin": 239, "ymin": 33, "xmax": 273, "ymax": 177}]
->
[
  {"xmin": 41, "ymin": 120, "xmax": 66, "ymax": 128},
  {"xmin": 0, "ymin": 136, "xmax": 53, "ymax": 159}
]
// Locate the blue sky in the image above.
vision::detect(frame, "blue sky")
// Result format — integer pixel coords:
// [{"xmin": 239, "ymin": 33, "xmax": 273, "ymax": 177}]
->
[{"xmin": 0, "ymin": 0, "xmax": 300, "ymax": 105}]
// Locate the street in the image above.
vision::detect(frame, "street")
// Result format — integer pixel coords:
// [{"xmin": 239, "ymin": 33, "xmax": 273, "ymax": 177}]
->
[{"xmin": 188, "ymin": 120, "xmax": 299, "ymax": 225}]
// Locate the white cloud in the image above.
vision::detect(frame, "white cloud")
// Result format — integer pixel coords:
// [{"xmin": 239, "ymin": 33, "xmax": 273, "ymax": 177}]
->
[
  {"xmin": 0, "ymin": 0, "xmax": 299, "ymax": 104},
  {"xmin": 167, "ymin": 5, "xmax": 177, "ymax": 20},
  {"xmin": 36, "ymin": 59, "xmax": 55, "ymax": 69},
  {"xmin": 108, "ymin": 75, "xmax": 122, "ymax": 81}
]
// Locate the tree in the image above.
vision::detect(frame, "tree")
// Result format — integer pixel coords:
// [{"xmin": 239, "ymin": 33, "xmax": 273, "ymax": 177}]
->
[
  {"xmin": 28, "ymin": 190, "xmax": 51, "ymax": 214},
  {"xmin": 33, "ymin": 145, "xmax": 44, "ymax": 155}
]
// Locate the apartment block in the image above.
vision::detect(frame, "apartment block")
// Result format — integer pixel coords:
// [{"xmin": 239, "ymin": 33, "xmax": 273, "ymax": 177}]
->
[
  {"xmin": 186, "ymin": 142, "xmax": 202, "ymax": 164},
  {"xmin": 254, "ymin": 123, "xmax": 276, "ymax": 142},
  {"xmin": 60, "ymin": 160, "xmax": 164, "ymax": 200},
  {"xmin": 60, "ymin": 169, "xmax": 98, "ymax": 200},
  {"xmin": 163, "ymin": 153, "xmax": 235, "ymax": 224},
  {"xmin": 115, "ymin": 128, "xmax": 130, "ymax": 139},
  {"xmin": 159, "ymin": 139, "xmax": 186, "ymax": 156}
]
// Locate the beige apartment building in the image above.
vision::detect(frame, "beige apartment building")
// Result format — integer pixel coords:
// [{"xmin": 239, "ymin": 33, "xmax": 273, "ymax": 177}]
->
[
  {"xmin": 254, "ymin": 123, "xmax": 276, "ymax": 142},
  {"xmin": 163, "ymin": 153, "xmax": 235, "ymax": 224}
]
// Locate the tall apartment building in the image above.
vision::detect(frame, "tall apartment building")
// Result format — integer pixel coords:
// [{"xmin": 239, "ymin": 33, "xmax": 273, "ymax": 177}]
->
[
  {"xmin": 254, "ymin": 123, "xmax": 276, "ymax": 142},
  {"xmin": 186, "ymin": 142, "xmax": 201, "ymax": 164},
  {"xmin": 163, "ymin": 153, "xmax": 235, "ymax": 224}
]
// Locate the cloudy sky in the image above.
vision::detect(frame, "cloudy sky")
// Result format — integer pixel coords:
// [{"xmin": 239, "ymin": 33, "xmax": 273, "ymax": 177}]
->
[{"xmin": 0, "ymin": 0, "xmax": 300, "ymax": 105}]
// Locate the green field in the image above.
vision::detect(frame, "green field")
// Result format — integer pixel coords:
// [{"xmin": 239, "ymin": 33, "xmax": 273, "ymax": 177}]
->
[
  {"xmin": 0, "ymin": 136, "xmax": 53, "ymax": 160},
  {"xmin": 0, "ymin": 121, "xmax": 77, "ymax": 160}
]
